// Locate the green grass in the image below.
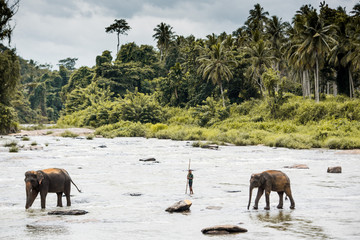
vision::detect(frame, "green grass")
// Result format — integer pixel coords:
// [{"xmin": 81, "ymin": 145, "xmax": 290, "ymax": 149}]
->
[
  {"xmin": 9, "ymin": 146, "xmax": 19, "ymax": 152},
  {"xmin": 4, "ymin": 140, "xmax": 17, "ymax": 147}
]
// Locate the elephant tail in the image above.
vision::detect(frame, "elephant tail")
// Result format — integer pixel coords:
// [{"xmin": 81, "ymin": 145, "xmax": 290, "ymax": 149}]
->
[{"xmin": 71, "ymin": 179, "xmax": 82, "ymax": 193}]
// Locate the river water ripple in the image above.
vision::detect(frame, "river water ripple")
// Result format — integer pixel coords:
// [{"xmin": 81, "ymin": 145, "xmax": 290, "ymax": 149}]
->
[{"xmin": 0, "ymin": 136, "xmax": 359, "ymax": 239}]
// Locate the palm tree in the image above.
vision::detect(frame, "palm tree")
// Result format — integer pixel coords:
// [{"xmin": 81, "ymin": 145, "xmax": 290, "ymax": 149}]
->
[
  {"xmin": 152, "ymin": 22, "xmax": 175, "ymax": 61},
  {"xmin": 244, "ymin": 39, "xmax": 273, "ymax": 95},
  {"xmin": 266, "ymin": 16, "xmax": 290, "ymax": 71},
  {"xmin": 245, "ymin": 3, "xmax": 269, "ymax": 32},
  {"xmin": 105, "ymin": 19, "xmax": 131, "ymax": 53},
  {"xmin": 197, "ymin": 42, "xmax": 237, "ymax": 107}
]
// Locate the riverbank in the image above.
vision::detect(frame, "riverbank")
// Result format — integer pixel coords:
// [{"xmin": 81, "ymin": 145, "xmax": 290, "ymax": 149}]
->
[{"xmin": 10, "ymin": 128, "xmax": 95, "ymax": 137}]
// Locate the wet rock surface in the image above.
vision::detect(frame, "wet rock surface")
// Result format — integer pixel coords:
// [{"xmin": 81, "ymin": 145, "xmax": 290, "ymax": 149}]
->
[
  {"xmin": 327, "ymin": 166, "xmax": 342, "ymax": 173},
  {"xmin": 201, "ymin": 225, "xmax": 248, "ymax": 234},
  {"xmin": 47, "ymin": 210, "xmax": 88, "ymax": 215},
  {"xmin": 165, "ymin": 200, "xmax": 192, "ymax": 213}
]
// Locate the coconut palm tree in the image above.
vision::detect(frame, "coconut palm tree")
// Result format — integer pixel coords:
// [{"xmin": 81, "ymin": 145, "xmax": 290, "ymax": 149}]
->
[
  {"xmin": 292, "ymin": 6, "xmax": 337, "ymax": 102},
  {"xmin": 245, "ymin": 3, "xmax": 269, "ymax": 32},
  {"xmin": 197, "ymin": 42, "xmax": 237, "ymax": 107},
  {"xmin": 105, "ymin": 19, "xmax": 131, "ymax": 53},
  {"xmin": 244, "ymin": 39, "xmax": 273, "ymax": 95},
  {"xmin": 152, "ymin": 22, "xmax": 175, "ymax": 61}
]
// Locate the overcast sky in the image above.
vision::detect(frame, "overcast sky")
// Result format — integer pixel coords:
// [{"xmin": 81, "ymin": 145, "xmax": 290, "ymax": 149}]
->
[{"xmin": 10, "ymin": 0, "xmax": 358, "ymax": 69}]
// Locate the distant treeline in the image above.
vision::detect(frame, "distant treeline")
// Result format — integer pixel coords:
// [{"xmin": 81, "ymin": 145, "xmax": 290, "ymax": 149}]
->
[{"xmin": 1, "ymin": 2, "xmax": 360, "ymax": 138}]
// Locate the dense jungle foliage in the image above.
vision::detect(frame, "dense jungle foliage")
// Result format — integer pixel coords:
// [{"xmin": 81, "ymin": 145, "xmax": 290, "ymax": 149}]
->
[{"xmin": 1, "ymin": 1, "xmax": 360, "ymax": 149}]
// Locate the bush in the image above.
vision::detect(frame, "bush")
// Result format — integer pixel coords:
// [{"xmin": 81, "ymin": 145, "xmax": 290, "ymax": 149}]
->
[
  {"xmin": 9, "ymin": 146, "xmax": 19, "ymax": 152},
  {"xmin": 60, "ymin": 130, "xmax": 79, "ymax": 138},
  {"xmin": 21, "ymin": 136, "xmax": 30, "ymax": 141},
  {"xmin": 4, "ymin": 140, "xmax": 17, "ymax": 147},
  {"xmin": 324, "ymin": 137, "xmax": 360, "ymax": 149}
]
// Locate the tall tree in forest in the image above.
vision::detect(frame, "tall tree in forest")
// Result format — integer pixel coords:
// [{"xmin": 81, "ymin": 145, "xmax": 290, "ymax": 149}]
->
[
  {"xmin": 0, "ymin": 0, "xmax": 20, "ymax": 133},
  {"xmin": 245, "ymin": 3, "xmax": 269, "ymax": 32},
  {"xmin": 105, "ymin": 19, "xmax": 131, "ymax": 53},
  {"xmin": 197, "ymin": 42, "xmax": 237, "ymax": 107},
  {"xmin": 293, "ymin": 5, "xmax": 336, "ymax": 102},
  {"xmin": 153, "ymin": 22, "xmax": 175, "ymax": 61},
  {"xmin": 245, "ymin": 39, "xmax": 273, "ymax": 95}
]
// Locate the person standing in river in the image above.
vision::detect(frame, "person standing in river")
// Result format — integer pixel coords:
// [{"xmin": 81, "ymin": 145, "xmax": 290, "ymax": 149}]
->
[{"xmin": 187, "ymin": 169, "xmax": 194, "ymax": 194}]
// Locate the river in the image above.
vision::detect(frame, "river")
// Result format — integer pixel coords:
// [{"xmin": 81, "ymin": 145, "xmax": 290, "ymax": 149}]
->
[{"xmin": 0, "ymin": 135, "xmax": 359, "ymax": 239}]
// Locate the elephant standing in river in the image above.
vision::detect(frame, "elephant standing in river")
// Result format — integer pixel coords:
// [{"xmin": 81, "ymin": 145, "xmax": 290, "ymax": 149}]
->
[
  {"xmin": 247, "ymin": 170, "xmax": 295, "ymax": 210},
  {"xmin": 25, "ymin": 168, "xmax": 81, "ymax": 209}
]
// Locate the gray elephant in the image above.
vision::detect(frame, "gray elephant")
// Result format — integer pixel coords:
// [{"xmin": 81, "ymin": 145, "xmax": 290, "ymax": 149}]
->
[
  {"xmin": 24, "ymin": 168, "xmax": 81, "ymax": 209},
  {"xmin": 247, "ymin": 170, "xmax": 295, "ymax": 210}
]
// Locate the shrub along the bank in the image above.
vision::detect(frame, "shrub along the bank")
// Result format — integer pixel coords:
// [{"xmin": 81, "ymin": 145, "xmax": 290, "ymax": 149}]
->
[{"xmin": 60, "ymin": 94, "xmax": 360, "ymax": 149}]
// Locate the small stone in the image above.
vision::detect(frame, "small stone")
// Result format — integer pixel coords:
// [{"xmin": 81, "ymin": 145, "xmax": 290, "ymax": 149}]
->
[
  {"xmin": 327, "ymin": 166, "xmax": 342, "ymax": 173},
  {"xmin": 201, "ymin": 225, "xmax": 248, "ymax": 235}
]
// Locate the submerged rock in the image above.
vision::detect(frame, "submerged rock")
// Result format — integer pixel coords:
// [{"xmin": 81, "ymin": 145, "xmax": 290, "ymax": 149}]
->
[
  {"xmin": 202, "ymin": 144, "xmax": 219, "ymax": 150},
  {"xmin": 327, "ymin": 166, "xmax": 342, "ymax": 173},
  {"xmin": 165, "ymin": 200, "xmax": 192, "ymax": 213},
  {"xmin": 201, "ymin": 225, "xmax": 248, "ymax": 235},
  {"xmin": 48, "ymin": 209, "xmax": 88, "ymax": 215},
  {"xmin": 139, "ymin": 158, "xmax": 156, "ymax": 162},
  {"xmin": 284, "ymin": 164, "xmax": 309, "ymax": 169}
]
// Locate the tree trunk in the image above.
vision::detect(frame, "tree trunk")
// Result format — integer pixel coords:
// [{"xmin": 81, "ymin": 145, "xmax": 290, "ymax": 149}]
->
[
  {"xmin": 302, "ymin": 70, "xmax": 306, "ymax": 99},
  {"xmin": 219, "ymin": 82, "xmax": 225, "ymax": 107},
  {"xmin": 117, "ymin": 33, "xmax": 120, "ymax": 53},
  {"xmin": 315, "ymin": 57, "xmax": 320, "ymax": 102},
  {"xmin": 333, "ymin": 81, "xmax": 337, "ymax": 96},
  {"xmin": 349, "ymin": 68, "xmax": 354, "ymax": 98}
]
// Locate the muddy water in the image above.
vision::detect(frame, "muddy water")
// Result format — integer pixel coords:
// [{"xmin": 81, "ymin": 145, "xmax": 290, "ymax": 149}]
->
[{"xmin": 0, "ymin": 136, "xmax": 359, "ymax": 239}]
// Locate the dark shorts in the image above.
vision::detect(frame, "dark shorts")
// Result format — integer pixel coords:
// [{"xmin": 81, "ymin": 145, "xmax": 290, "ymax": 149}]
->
[{"xmin": 188, "ymin": 180, "xmax": 193, "ymax": 187}]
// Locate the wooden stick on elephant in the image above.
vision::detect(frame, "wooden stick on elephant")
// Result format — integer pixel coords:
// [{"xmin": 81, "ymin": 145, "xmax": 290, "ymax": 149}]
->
[
  {"xmin": 24, "ymin": 168, "xmax": 81, "ymax": 209},
  {"xmin": 247, "ymin": 170, "xmax": 295, "ymax": 210}
]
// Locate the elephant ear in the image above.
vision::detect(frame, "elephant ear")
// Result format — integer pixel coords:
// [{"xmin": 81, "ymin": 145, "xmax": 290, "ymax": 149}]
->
[{"xmin": 36, "ymin": 171, "xmax": 44, "ymax": 185}]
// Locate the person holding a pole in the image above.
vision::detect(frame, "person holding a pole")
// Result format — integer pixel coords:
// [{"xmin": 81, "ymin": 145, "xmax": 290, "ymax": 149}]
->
[{"xmin": 187, "ymin": 169, "xmax": 194, "ymax": 195}]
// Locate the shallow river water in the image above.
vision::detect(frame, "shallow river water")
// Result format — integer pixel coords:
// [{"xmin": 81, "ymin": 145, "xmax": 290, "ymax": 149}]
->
[{"xmin": 0, "ymin": 135, "xmax": 359, "ymax": 239}]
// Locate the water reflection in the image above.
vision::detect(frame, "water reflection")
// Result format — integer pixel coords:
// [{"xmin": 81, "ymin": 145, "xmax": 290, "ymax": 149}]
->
[{"xmin": 254, "ymin": 211, "xmax": 329, "ymax": 239}]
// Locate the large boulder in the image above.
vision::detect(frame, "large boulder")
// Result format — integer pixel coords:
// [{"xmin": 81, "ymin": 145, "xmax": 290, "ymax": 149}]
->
[
  {"xmin": 165, "ymin": 200, "xmax": 192, "ymax": 213},
  {"xmin": 48, "ymin": 209, "xmax": 88, "ymax": 215},
  {"xmin": 201, "ymin": 225, "xmax": 248, "ymax": 235},
  {"xmin": 327, "ymin": 166, "xmax": 342, "ymax": 173}
]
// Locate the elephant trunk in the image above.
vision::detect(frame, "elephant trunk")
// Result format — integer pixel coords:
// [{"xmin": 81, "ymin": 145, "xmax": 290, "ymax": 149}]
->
[
  {"xmin": 25, "ymin": 181, "xmax": 38, "ymax": 209},
  {"xmin": 247, "ymin": 185, "xmax": 254, "ymax": 210}
]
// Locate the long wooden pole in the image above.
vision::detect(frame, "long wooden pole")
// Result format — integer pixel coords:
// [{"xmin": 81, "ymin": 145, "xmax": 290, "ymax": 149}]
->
[{"xmin": 185, "ymin": 159, "xmax": 191, "ymax": 194}]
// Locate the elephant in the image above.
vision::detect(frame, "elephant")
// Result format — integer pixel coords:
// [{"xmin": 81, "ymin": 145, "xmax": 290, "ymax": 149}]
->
[
  {"xmin": 247, "ymin": 170, "xmax": 295, "ymax": 210},
  {"xmin": 24, "ymin": 168, "xmax": 81, "ymax": 209}
]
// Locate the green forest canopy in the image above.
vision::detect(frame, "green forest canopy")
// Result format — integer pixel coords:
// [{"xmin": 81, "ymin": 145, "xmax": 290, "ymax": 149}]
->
[{"xmin": 1, "ymin": 2, "xmax": 360, "ymax": 149}]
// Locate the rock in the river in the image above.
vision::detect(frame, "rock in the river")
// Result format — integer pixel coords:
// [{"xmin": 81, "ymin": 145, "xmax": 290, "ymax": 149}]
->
[
  {"xmin": 165, "ymin": 200, "xmax": 192, "ymax": 213},
  {"xmin": 327, "ymin": 166, "xmax": 342, "ymax": 173},
  {"xmin": 139, "ymin": 158, "xmax": 156, "ymax": 162},
  {"xmin": 202, "ymin": 144, "xmax": 219, "ymax": 150},
  {"xmin": 201, "ymin": 225, "xmax": 248, "ymax": 235},
  {"xmin": 284, "ymin": 164, "xmax": 309, "ymax": 169},
  {"xmin": 48, "ymin": 209, "xmax": 88, "ymax": 215}
]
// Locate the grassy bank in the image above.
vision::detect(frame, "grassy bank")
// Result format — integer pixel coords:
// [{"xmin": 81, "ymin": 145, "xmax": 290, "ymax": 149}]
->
[{"xmin": 57, "ymin": 94, "xmax": 360, "ymax": 149}]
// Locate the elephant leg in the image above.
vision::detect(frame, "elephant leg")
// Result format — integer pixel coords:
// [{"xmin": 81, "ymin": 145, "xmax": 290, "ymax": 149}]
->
[
  {"xmin": 254, "ymin": 188, "xmax": 264, "ymax": 210},
  {"xmin": 264, "ymin": 190, "xmax": 271, "ymax": 210},
  {"xmin": 285, "ymin": 186, "xmax": 295, "ymax": 209},
  {"xmin": 64, "ymin": 187, "xmax": 71, "ymax": 207},
  {"xmin": 277, "ymin": 191, "xmax": 284, "ymax": 209},
  {"xmin": 57, "ymin": 192, "xmax": 63, "ymax": 207},
  {"xmin": 40, "ymin": 191, "xmax": 47, "ymax": 209}
]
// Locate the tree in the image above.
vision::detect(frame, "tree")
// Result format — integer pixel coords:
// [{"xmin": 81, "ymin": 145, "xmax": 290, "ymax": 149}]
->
[
  {"xmin": 153, "ymin": 22, "xmax": 175, "ymax": 61},
  {"xmin": 58, "ymin": 57, "xmax": 78, "ymax": 71},
  {"xmin": 105, "ymin": 19, "xmax": 131, "ymax": 53},
  {"xmin": 197, "ymin": 42, "xmax": 237, "ymax": 107},
  {"xmin": 244, "ymin": 39, "xmax": 273, "ymax": 95},
  {"xmin": 0, "ymin": 0, "xmax": 19, "ymax": 44},
  {"xmin": 245, "ymin": 3, "xmax": 269, "ymax": 32}
]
